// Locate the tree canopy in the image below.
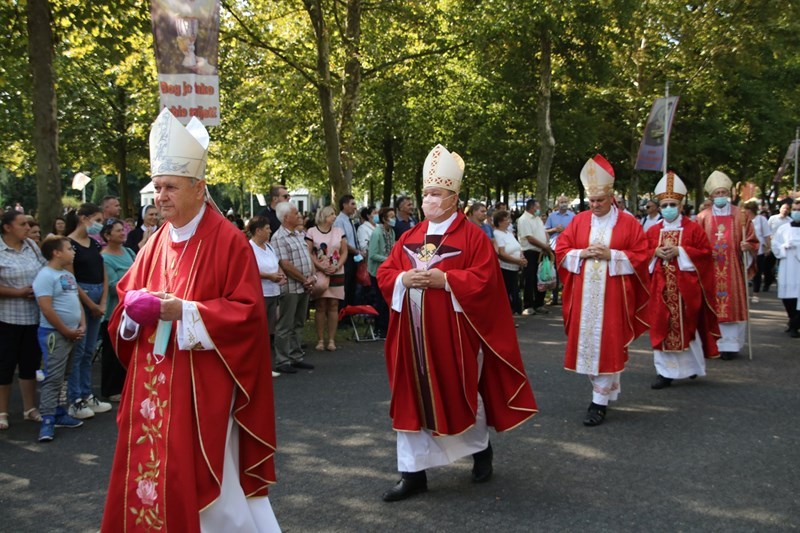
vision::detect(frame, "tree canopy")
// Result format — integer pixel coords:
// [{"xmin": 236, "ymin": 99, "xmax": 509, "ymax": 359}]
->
[{"xmin": 2, "ymin": 0, "xmax": 799, "ymax": 218}]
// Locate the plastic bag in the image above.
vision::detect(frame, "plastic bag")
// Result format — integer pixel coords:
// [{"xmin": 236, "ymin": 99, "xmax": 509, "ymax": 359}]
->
[{"xmin": 537, "ymin": 254, "xmax": 557, "ymax": 292}]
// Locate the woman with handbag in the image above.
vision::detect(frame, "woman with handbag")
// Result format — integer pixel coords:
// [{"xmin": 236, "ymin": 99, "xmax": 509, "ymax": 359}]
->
[{"xmin": 306, "ymin": 205, "xmax": 348, "ymax": 351}]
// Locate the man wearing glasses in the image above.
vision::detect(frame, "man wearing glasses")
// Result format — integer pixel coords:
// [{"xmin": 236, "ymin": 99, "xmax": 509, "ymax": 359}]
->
[
  {"xmin": 258, "ymin": 184, "xmax": 290, "ymax": 234},
  {"xmin": 645, "ymin": 171, "xmax": 720, "ymax": 390}
]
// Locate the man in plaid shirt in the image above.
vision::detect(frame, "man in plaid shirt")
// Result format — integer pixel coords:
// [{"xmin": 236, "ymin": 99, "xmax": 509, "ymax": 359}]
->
[{"xmin": 271, "ymin": 201, "xmax": 316, "ymax": 374}]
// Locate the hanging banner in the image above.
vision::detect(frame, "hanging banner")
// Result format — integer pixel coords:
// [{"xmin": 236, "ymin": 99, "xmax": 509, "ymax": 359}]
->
[
  {"xmin": 151, "ymin": 0, "xmax": 220, "ymax": 126},
  {"xmin": 635, "ymin": 96, "xmax": 679, "ymax": 171},
  {"xmin": 772, "ymin": 139, "xmax": 798, "ymax": 183}
]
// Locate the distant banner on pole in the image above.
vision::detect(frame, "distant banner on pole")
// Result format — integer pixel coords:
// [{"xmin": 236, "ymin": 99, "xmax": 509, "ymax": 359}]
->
[
  {"xmin": 772, "ymin": 140, "xmax": 798, "ymax": 183},
  {"xmin": 151, "ymin": 0, "xmax": 220, "ymax": 126},
  {"xmin": 635, "ymin": 96, "xmax": 679, "ymax": 171}
]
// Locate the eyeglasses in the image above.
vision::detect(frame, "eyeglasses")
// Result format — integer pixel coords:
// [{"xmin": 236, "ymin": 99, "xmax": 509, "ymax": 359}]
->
[{"xmin": 660, "ymin": 203, "xmax": 678, "ymax": 208}]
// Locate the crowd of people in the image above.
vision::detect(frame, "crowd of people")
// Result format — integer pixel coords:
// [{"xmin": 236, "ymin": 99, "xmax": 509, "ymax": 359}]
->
[{"xmin": 1, "ymin": 111, "xmax": 799, "ymax": 527}]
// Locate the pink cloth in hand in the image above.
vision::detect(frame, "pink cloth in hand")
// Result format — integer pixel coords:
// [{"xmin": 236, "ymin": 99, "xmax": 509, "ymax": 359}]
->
[{"xmin": 124, "ymin": 290, "xmax": 161, "ymax": 326}]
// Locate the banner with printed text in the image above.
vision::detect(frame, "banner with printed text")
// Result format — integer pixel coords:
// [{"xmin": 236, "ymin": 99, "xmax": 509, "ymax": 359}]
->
[
  {"xmin": 635, "ymin": 96, "xmax": 679, "ymax": 171},
  {"xmin": 151, "ymin": 0, "xmax": 220, "ymax": 126}
]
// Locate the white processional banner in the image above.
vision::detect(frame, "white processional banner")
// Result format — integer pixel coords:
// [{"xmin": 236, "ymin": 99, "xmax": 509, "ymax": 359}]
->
[{"xmin": 151, "ymin": 0, "xmax": 221, "ymax": 126}]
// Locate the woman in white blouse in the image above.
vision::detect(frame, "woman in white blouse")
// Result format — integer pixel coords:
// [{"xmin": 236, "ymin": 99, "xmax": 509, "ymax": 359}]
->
[
  {"xmin": 248, "ymin": 216, "xmax": 286, "ymax": 377},
  {"xmin": 492, "ymin": 210, "xmax": 527, "ymax": 314}
]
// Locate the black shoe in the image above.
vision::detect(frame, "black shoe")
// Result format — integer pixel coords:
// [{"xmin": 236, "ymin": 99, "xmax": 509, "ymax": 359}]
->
[
  {"xmin": 291, "ymin": 361, "xmax": 315, "ymax": 370},
  {"xmin": 720, "ymin": 352, "xmax": 737, "ymax": 360},
  {"xmin": 583, "ymin": 403, "xmax": 607, "ymax": 427},
  {"xmin": 276, "ymin": 364, "xmax": 297, "ymax": 374},
  {"xmin": 689, "ymin": 374, "xmax": 698, "ymax": 380},
  {"xmin": 790, "ymin": 329, "xmax": 800, "ymax": 338},
  {"xmin": 382, "ymin": 471, "xmax": 427, "ymax": 502},
  {"xmin": 472, "ymin": 442, "xmax": 493, "ymax": 483},
  {"xmin": 651, "ymin": 375, "xmax": 673, "ymax": 390}
]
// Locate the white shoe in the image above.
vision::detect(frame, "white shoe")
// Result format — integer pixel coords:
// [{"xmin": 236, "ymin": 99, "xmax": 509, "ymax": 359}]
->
[
  {"xmin": 751, "ymin": 296, "xmax": 759, "ymax": 303},
  {"xmin": 522, "ymin": 308, "xmax": 535, "ymax": 316},
  {"xmin": 68, "ymin": 400, "xmax": 95, "ymax": 420},
  {"xmin": 85, "ymin": 395, "xmax": 112, "ymax": 413},
  {"xmin": 272, "ymin": 371, "xmax": 280, "ymax": 378}
]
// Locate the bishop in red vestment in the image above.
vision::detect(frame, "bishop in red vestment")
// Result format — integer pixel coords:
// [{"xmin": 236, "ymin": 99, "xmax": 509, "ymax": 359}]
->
[
  {"xmin": 101, "ymin": 109, "xmax": 277, "ymax": 532},
  {"xmin": 377, "ymin": 145, "xmax": 537, "ymax": 502},
  {"xmin": 555, "ymin": 155, "xmax": 650, "ymax": 426},
  {"xmin": 695, "ymin": 170, "xmax": 758, "ymax": 359},
  {"xmin": 646, "ymin": 172, "xmax": 720, "ymax": 390}
]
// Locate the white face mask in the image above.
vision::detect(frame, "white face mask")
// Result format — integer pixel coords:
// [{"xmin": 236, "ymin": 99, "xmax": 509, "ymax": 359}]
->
[{"xmin": 422, "ymin": 193, "xmax": 456, "ymax": 219}]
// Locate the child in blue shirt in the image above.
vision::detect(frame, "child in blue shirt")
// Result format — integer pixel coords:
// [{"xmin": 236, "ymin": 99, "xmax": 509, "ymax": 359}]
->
[{"xmin": 32, "ymin": 237, "xmax": 86, "ymax": 441}]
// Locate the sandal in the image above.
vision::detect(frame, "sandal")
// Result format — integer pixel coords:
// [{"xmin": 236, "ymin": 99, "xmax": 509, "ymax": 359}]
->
[
  {"xmin": 326, "ymin": 341, "xmax": 337, "ymax": 351},
  {"xmin": 582, "ymin": 403, "xmax": 606, "ymax": 427},
  {"xmin": 24, "ymin": 407, "xmax": 42, "ymax": 422},
  {"xmin": 0, "ymin": 412, "xmax": 8, "ymax": 430},
  {"xmin": 315, "ymin": 340, "xmax": 325, "ymax": 352}
]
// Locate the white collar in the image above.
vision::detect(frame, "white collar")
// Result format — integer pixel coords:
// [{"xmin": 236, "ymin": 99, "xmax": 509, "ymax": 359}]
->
[
  {"xmin": 426, "ymin": 211, "xmax": 458, "ymax": 235},
  {"xmin": 591, "ymin": 205, "xmax": 618, "ymax": 227},
  {"xmin": 662, "ymin": 214, "xmax": 683, "ymax": 229},
  {"xmin": 712, "ymin": 203, "xmax": 731, "ymax": 216},
  {"xmin": 169, "ymin": 204, "xmax": 206, "ymax": 243}
]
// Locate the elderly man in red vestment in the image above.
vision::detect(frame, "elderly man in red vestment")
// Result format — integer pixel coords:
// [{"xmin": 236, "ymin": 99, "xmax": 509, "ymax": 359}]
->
[
  {"xmin": 646, "ymin": 172, "xmax": 720, "ymax": 390},
  {"xmin": 555, "ymin": 155, "xmax": 650, "ymax": 427},
  {"xmin": 377, "ymin": 144, "xmax": 537, "ymax": 502},
  {"xmin": 695, "ymin": 171, "xmax": 758, "ymax": 360},
  {"xmin": 101, "ymin": 109, "xmax": 278, "ymax": 532}
]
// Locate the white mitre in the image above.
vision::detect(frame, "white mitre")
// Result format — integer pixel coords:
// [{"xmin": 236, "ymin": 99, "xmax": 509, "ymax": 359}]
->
[
  {"xmin": 149, "ymin": 108, "xmax": 209, "ymax": 180},
  {"xmin": 423, "ymin": 144, "xmax": 465, "ymax": 193},
  {"xmin": 654, "ymin": 171, "xmax": 688, "ymax": 202},
  {"xmin": 704, "ymin": 170, "xmax": 732, "ymax": 195},
  {"xmin": 580, "ymin": 154, "xmax": 615, "ymax": 196}
]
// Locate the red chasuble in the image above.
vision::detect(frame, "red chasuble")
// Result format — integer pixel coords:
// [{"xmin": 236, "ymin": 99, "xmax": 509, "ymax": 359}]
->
[
  {"xmin": 377, "ymin": 212, "xmax": 537, "ymax": 436},
  {"xmin": 555, "ymin": 210, "xmax": 650, "ymax": 374},
  {"xmin": 101, "ymin": 207, "xmax": 276, "ymax": 532},
  {"xmin": 645, "ymin": 218, "xmax": 720, "ymax": 357},
  {"xmin": 695, "ymin": 206, "xmax": 758, "ymax": 324}
]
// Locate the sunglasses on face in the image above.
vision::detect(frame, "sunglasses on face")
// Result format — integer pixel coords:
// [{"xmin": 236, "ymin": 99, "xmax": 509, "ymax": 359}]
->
[{"xmin": 660, "ymin": 203, "xmax": 678, "ymax": 208}]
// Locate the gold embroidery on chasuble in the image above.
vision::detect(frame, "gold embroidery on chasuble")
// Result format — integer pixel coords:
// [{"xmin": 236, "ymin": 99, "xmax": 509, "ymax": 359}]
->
[
  {"xmin": 660, "ymin": 229, "xmax": 684, "ymax": 351},
  {"xmin": 711, "ymin": 220, "xmax": 731, "ymax": 320}
]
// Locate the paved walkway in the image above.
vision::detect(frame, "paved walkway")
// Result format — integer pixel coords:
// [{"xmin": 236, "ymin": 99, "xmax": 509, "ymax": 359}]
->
[{"xmin": 1, "ymin": 291, "xmax": 798, "ymax": 532}]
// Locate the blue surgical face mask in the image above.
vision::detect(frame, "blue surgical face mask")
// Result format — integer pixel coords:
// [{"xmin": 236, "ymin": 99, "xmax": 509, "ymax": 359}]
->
[
  {"xmin": 661, "ymin": 206, "xmax": 679, "ymax": 222},
  {"xmin": 87, "ymin": 221, "xmax": 103, "ymax": 235},
  {"xmin": 713, "ymin": 197, "xmax": 729, "ymax": 208},
  {"xmin": 791, "ymin": 211, "xmax": 800, "ymax": 223},
  {"xmin": 372, "ymin": 214, "xmax": 380, "ymax": 224},
  {"xmin": 387, "ymin": 218, "xmax": 396, "ymax": 227},
  {"xmin": 534, "ymin": 209, "xmax": 541, "ymax": 216}
]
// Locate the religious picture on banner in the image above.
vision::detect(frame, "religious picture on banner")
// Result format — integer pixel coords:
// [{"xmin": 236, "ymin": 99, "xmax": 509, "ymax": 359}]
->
[
  {"xmin": 635, "ymin": 96, "xmax": 679, "ymax": 171},
  {"xmin": 151, "ymin": 0, "xmax": 221, "ymax": 126}
]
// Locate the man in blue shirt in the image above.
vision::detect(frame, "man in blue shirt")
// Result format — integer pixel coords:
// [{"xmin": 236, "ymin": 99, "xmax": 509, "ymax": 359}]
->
[
  {"xmin": 544, "ymin": 196, "xmax": 575, "ymax": 305},
  {"xmin": 334, "ymin": 194, "xmax": 361, "ymax": 307},
  {"xmin": 393, "ymin": 196, "xmax": 417, "ymax": 239}
]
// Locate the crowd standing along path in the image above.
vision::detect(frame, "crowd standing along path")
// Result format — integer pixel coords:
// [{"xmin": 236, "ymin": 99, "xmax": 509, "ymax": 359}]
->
[{"xmin": 1, "ymin": 292, "xmax": 798, "ymax": 532}]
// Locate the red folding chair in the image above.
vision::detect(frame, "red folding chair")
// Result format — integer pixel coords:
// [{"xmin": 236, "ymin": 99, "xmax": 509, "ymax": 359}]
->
[{"xmin": 338, "ymin": 305, "xmax": 380, "ymax": 342}]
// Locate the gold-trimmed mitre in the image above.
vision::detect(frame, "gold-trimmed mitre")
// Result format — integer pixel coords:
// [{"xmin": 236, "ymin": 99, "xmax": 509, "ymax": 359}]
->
[
  {"xmin": 422, "ymin": 144, "xmax": 465, "ymax": 193},
  {"xmin": 149, "ymin": 108, "xmax": 209, "ymax": 180},
  {"xmin": 654, "ymin": 171, "xmax": 687, "ymax": 202},
  {"xmin": 580, "ymin": 154, "xmax": 615, "ymax": 196},
  {"xmin": 704, "ymin": 170, "xmax": 732, "ymax": 195}
]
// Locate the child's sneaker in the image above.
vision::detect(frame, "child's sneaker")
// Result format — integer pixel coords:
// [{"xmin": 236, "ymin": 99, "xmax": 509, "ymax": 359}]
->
[
  {"xmin": 68, "ymin": 400, "xmax": 95, "ymax": 420},
  {"xmin": 38, "ymin": 416, "xmax": 55, "ymax": 442},
  {"xmin": 54, "ymin": 413, "xmax": 84, "ymax": 428},
  {"xmin": 85, "ymin": 395, "xmax": 112, "ymax": 413}
]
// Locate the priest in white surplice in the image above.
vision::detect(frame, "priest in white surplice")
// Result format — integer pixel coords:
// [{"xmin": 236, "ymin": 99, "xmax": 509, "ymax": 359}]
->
[{"xmin": 771, "ymin": 198, "xmax": 800, "ymax": 338}]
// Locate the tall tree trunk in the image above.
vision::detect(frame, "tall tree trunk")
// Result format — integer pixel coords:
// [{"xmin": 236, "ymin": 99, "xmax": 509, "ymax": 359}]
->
[
  {"xmin": 27, "ymin": 0, "xmax": 61, "ymax": 232},
  {"xmin": 303, "ymin": 0, "xmax": 345, "ymax": 200},
  {"xmin": 338, "ymin": 0, "xmax": 362, "ymax": 190},
  {"xmin": 535, "ymin": 27, "xmax": 555, "ymax": 206},
  {"xmin": 382, "ymin": 135, "xmax": 394, "ymax": 206},
  {"xmin": 114, "ymin": 86, "xmax": 130, "ymax": 217}
]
